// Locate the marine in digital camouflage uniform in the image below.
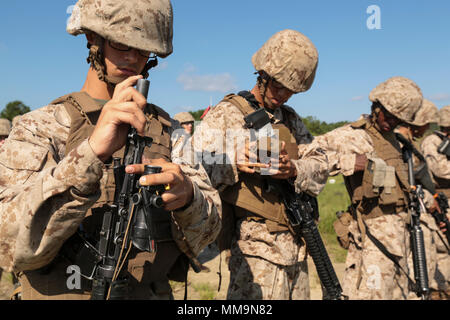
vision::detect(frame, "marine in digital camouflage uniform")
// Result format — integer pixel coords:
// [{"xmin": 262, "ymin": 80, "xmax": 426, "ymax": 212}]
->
[
  {"xmin": 191, "ymin": 30, "xmax": 328, "ymax": 300},
  {"xmin": 308, "ymin": 77, "xmax": 439, "ymax": 299},
  {"xmin": 421, "ymin": 105, "xmax": 450, "ymax": 299},
  {"xmin": 173, "ymin": 112, "xmax": 195, "ymax": 136},
  {"xmin": 171, "ymin": 112, "xmax": 196, "ymax": 163},
  {"xmin": 0, "ymin": 0, "xmax": 221, "ymax": 300}
]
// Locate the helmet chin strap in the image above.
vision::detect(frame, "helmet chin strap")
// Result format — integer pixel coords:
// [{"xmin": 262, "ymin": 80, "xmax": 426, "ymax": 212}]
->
[
  {"xmin": 87, "ymin": 39, "xmax": 121, "ymax": 88},
  {"xmin": 371, "ymin": 103, "xmax": 383, "ymax": 131},
  {"xmin": 257, "ymin": 71, "xmax": 271, "ymax": 108}
]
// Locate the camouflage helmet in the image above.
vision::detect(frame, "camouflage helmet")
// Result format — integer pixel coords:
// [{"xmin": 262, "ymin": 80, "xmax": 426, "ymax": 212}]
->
[
  {"xmin": 67, "ymin": 0, "xmax": 173, "ymax": 58},
  {"xmin": 0, "ymin": 119, "xmax": 11, "ymax": 136},
  {"xmin": 252, "ymin": 29, "xmax": 319, "ymax": 93},
  {"xmin": 439, "ymin": 105, "xmax": 450, "ymax": 127},
  {"xmin": 173, "ymin": 112, "xmax": 195, "ymax": 124},
  {"xmin": 369, "ymin": 77, "xmax": 423, "ymax": 123},
  {"xmin": 408, "ymin": 99, "xmax": 439, "ymax": 127}
]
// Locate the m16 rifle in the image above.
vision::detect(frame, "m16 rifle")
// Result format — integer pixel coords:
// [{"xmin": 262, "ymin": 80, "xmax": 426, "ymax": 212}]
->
[
  {"xmin": 265, "ymin": 179, "xmax": 344, "ymax": 300},
  {"xmin": 90, "ymin": 79, "xmax": 166, "ymax": 300},
  {"xmin": 433, "ymin": 192, "xmax": 450, "ymax": 246},
  {"xmin": 397, "ymin": 133, "xmax": 430, "ymax": 299},
  {"xmin": 434, "ymin": 131, "xmax": 450, "ymax": 157},
  {"xmin": 395, "ymin": 133, "xmax": 450, "ymax": 249}
]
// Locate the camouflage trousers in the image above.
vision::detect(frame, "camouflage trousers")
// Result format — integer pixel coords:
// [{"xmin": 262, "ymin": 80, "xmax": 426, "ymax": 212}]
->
[
  {"xmin": 430, "ymin": 206, "xmax": 450, "ymax": 298},
  {"xmin": 419, "ymin": 213, "xmax": 448, "ymax": 292},
  {"xmin": 342, "ymin": 213, "xmax": 437, "ymax": 300},
  {"xmin": 226, "ymin": 253, "xmax": 310, "ymax": 300}
]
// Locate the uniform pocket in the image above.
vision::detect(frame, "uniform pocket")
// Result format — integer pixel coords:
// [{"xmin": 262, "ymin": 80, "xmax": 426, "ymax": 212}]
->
[{"xmin": 0, "ymin": 141, "xmax": 48, "ymax": 192}]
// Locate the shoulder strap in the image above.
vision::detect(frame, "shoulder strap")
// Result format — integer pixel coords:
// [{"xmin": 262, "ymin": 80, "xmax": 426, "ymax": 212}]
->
[
  {"xmin": 351, "ymin": 117, "xmax": 369, "ymax": 129},
  {"xmin": 220, "ymin": 93, "xmax": 256, "ymax": 117},
  {"xmin": 52, "ymin": 92, "xmax": 103, "ymax": 156}
]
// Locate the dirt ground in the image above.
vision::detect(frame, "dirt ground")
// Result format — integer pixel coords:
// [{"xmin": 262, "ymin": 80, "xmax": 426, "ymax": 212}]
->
[
  {"xmin": 0, "ymin": 243, "xmax": 345, "ymax": 300},
  {"xmin": 172, "ymin": 243, "xmax": 346, "ymax": 300}
]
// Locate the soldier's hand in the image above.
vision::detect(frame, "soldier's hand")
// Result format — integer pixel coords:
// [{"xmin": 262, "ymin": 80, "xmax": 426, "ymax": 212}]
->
[
  {"xmin": 236, "ymin": 140, "xmax": 269, "ymax": 174},
  {"xmin": 354, "ymin": 154, "xmax": 368, "ymax": 172},
  {"xmin": 89, "ymin": 75, "xmax": 148, "ymax": 162},
  {"xmin": 267, "ymin": 141, "xmax": 297, "ymax": 179},
  {"xmin": 428, "ymin": 199, "xmax": 441, "ymax": 214},
  {"xmin": 125, "ymin": 158, "xmax": 194, "ymax": 211}
]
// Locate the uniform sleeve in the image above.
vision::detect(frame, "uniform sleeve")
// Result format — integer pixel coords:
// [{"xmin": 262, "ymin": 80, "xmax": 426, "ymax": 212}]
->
[
  {"xmin": 0, "ymin": 107, "xmax": 104, "ymax": 272},
  {"xmin": 191, "ymin": 102, "xmax": 245, "ymax": 193},
  {"xmin": 170, "ymin": 162, "xmax": 222, "ymax": 257},
  {"xmin": 285, "ymin": 110, "xmax": 328, "ymax": 196},
  {"xmin": 422, "ymin": 135, "xmax": 450, "ymax": 180},
  {"xmin": 305, "ymin": 125, "xmax": 376, "ymax": 177},
  {"xmin": 168, "ymin": 118, "xmax": 222, "ymax": 257}
]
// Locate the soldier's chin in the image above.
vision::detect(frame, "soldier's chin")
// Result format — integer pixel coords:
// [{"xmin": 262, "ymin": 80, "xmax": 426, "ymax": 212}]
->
[
  {"xmin": 106, "ymin": 74, "xmax": 129, "ymax": 85},
  {"xmin": 266, "ymin": 98, "xmax": 282, "ymax": 109}
]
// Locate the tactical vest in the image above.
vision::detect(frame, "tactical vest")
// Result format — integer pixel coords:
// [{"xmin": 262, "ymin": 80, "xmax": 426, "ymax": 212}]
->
[
  {"xmin": 345, "ymin": 118, "xmax": 410, "ymax": 220},
  {"xmin": 432, "ymin": 132, "xmax": 450, "ymax": 198},
  {"xmin": 51, "ymin": 92, "xmax": 188, "ymax": 285},
  {"xmin": 219, "ymin": 93, "xmax": 299, "ymax": 235}
]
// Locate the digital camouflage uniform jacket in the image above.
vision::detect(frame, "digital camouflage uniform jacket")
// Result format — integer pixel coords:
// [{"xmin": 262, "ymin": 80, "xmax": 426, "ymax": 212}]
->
[
  {"xmin": 0, "ymin": 101, "xmax": 221, "ymax": 273},
  {"xmin": 422, "ymin": 133, "xmax": 450, "ymax": 186},
  {"xmin": 191, "ymin": 100, "xmax": 328, "ymax": 266}
]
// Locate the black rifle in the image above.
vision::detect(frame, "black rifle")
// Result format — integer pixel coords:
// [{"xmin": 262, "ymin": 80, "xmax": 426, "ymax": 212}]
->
[
  {"xmin": 266, "ymin": 179, "xmax": 344, "ymax": 300},
  {"xmin": 433, "ymin": 192, "xmax": 450, "ymax": 246},
  {"xmin": 399, "ymin": 134, "xmax": 430, "ymax": 299},
  {"xmin": 395, "ymin": 133, "xmax": 450, "ymax": 249},
  {"xmin": 90, "ymin": 79, "xmax": 166, "ymax": 300},
  {"xmin": 434, "ymin": 131, "xmax": 450, "ymax": 157}
]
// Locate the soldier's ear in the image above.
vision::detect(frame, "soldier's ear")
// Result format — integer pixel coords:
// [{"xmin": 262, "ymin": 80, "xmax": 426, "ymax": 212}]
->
[{"xmin": 85, "ymin": 32, "xmax": 95, "ymax": 46}]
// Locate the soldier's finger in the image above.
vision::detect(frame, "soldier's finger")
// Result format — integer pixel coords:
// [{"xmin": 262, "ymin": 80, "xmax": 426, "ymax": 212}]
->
[
  {"xmin": 236, "ymin": 164, "xmax": 255, "ymax": 174},
  {"xmin": 237, "ymin": 162, "xmax": 270, "ymax": 168},
  {"xmin": 115, "ymin": 86, "xmax": 147, "ymax": 110},
  {"xmin": 112, "ymin": 110, "xmax": 146, "ymax": 134},
  {"xmin": 113, "ymin": 75, "xmax": 143, "ymax": 97},
  {"xmin": 126, "ymin": 160, "xmax": 175, "ymax": 174},
  {"xmin": 138, "ymin": 171, "xmax": 180, "ymax": 187}
]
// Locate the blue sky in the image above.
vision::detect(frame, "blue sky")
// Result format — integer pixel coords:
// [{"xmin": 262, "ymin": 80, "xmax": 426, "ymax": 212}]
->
[{"xmin": 0, "ymin": 0, "xmax": 449, "ymax": 123}]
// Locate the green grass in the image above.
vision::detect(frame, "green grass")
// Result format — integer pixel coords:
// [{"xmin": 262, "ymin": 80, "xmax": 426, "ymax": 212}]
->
[
  {"xmin": 317, "ymin": 175, "xmax": 351, "ymax": 263},
  {"xmin": 192, "ymin": 282, "xmax": 216, "ymax": 300}
]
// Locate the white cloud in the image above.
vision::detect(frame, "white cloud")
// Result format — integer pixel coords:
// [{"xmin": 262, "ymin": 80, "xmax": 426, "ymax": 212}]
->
[
  {"xmin": 156, "ymin": 61, "xmax": 169, "ymax": 70},
  {"xmin": 351, "ymin": 96, "xmax": 364, "ymax": 101},
  {"xmin": 177, "ymin": 67, "xmax": 238, "ymax": 93},
  {"xmin": 428, "ymin": 93, "xmax": 450, "ymax": 101}
]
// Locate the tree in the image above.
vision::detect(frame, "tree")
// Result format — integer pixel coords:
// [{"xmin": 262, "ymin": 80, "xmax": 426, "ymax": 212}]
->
[
  {"xmin": 301, "ymin": 116, "xmax": 349, "ymax": 136},
  {"xmin": 1, "ymin": 101, "xmax": 31, "ymax": 121},
  {"xmin": 189, "ymin": 109, "xmax": 207, "ymax": 122}
]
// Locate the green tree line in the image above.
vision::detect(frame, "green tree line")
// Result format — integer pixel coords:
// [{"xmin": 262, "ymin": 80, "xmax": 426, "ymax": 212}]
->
[{"xmin": 0, "ymin": 101, "xmax": 31, "ymax": 121}]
